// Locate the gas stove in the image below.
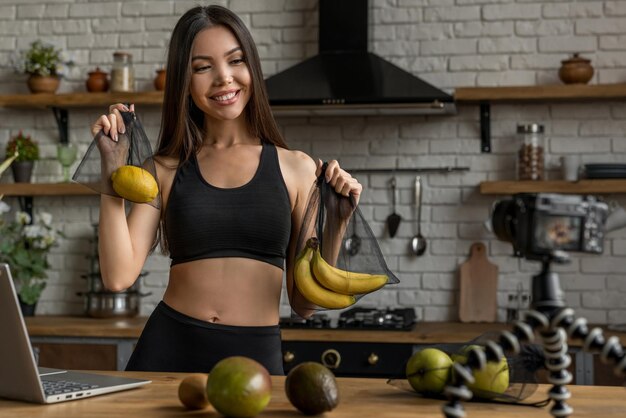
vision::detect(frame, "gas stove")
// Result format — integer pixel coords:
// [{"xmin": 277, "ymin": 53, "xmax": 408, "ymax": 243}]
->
[{"xmin": 280, "ymin": 307, "xmax": 417, "ymax": 331}]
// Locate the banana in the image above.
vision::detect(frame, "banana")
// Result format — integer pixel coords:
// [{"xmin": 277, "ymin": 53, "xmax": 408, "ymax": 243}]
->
[
  {"xmin": 308, "ymin": 238, "xmax": 388, "ymax": 295},
  {"xmin": 294, "ymin": 246, "xmax": 356, "ymax": 309}
]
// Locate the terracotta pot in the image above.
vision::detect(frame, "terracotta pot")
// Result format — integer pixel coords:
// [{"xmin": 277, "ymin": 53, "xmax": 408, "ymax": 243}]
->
[
  {"xmin": 558, "ymin": 53, "xmax": 594, "ymax": 85},
  {"xmin": 154, "ymin": 69, "xmax": 166, "ymax": 91},
  {"xmin": 27, "ymin": 74, "xmax": 60, "ymax": 94},
  {"xmin": 12, "ymin": 161, "xmax": 34, "ymax": 183},
  {"xmin": 86, "ymin": 67, "xmax": 109, "ymax": 92}
]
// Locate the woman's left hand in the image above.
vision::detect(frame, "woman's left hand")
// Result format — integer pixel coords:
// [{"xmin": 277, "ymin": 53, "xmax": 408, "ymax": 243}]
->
[{"xmin": 316, "ymin": 159, "xmax": 362, "ymax": 206}]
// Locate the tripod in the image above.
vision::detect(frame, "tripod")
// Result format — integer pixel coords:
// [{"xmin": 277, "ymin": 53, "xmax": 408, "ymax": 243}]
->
[{"xmin": 441, "ymin": 254, "xmax": 626, "ymax": 418}]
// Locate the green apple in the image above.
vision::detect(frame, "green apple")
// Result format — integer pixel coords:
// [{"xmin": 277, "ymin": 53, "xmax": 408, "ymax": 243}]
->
[
  {"xmin": 451, "ymin": 345, "xmax": 509, "ymax": 398},
  {"xmin": 405, "ymin": 348, "xmax": 453, "ymax": 394}
]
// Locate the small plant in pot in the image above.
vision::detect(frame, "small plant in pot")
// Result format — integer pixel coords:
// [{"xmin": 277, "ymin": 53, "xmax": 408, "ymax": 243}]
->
[
  {"xmin": 0, "ymin": 203, "xmax": 63, "ymax": 315},
  {"xmin": 6, "ymin": 131, "xmax": 39, "ymax": 183},
  {"xmin": 13, "ymin": 40, "xmax": 73, "ymax": 94}
]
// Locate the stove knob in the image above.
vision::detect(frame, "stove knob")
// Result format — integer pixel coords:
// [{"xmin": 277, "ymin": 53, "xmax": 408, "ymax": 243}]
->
[
  {"xmin": 283, "ymin": 351, "xmax": 295, "ymax": 364},
  {"xmin": 321, "ymin": 349, "xmax": 341, "ymax": 369},
  {"xmin": 368, "ymin": 353, "xmax": 379, "ymax": 365}
]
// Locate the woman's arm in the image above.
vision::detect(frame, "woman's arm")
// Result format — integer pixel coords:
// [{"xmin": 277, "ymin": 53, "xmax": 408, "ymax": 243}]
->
[
  {"xmin": 281, "ymin": 152, "xmax": 362, "ymax": 318},
  {"xmin": 93, "ymin": 103, "xmax": 161, "ymax": 291}
]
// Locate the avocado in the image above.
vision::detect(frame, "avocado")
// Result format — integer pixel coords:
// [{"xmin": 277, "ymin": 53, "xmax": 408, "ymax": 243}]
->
[{"xmin": 285, "ymin": 362, "xmax": 339, "ymax": 415}]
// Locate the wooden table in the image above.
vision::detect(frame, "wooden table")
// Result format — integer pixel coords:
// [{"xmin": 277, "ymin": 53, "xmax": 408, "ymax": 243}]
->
[{"xmin": 1, "ymin": 371, "xmax": 625, "ymax": 417}]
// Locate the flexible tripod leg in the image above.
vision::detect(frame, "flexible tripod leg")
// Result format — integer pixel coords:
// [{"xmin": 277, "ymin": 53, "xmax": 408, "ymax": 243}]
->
[{"xmin": 441, "ymin": 306, "xmax": 626, "ymax": 418}]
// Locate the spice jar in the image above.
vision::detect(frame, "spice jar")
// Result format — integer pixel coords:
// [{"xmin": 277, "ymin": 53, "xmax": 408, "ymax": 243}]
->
[
  {"xmin": 516, "ymin": 123, "xmax": 545, "ymax": 181},
  {"xmin": 111, "ymin": 52, "xmax": 134, "ymax": 92}
]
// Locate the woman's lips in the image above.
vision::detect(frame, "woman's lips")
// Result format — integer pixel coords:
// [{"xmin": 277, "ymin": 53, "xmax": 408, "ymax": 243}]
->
[{"xmin": 210, "ymin": 90, "xmax": 240, "ymax": 106}]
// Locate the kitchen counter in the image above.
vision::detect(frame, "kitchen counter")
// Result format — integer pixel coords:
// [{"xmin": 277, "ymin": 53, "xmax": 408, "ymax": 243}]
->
[
  {"xmin": 24, "ymin": 316, "xmax": 626, "ymax": 345},
  {"xmin": 1, "ymin": 371, "xmax": 625, "ymax": 417}
]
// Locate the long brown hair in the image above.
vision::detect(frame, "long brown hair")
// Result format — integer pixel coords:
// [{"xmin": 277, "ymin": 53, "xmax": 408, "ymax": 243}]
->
[
  {"xmin": 153, "ymin": 5, "xmax": 287, "ymax": 253},
  {"xmin": 155, "ymin": 5, "xmax": 287, "ymax": 161}
]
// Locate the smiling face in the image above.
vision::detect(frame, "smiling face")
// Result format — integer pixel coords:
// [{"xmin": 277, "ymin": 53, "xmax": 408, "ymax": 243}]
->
[{"xmin": 189, "ymin": 25, "xmax": 252, "ymax": 123}]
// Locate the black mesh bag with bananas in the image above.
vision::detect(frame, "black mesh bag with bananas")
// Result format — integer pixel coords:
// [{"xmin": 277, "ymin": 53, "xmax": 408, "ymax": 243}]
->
[
  {"xmin": 72, "ymin": 111, "xmax": 161, "ymax": 209},
  {"xmin": 291, "ymin": 164, "xmax": 400, "ymax": 314}
]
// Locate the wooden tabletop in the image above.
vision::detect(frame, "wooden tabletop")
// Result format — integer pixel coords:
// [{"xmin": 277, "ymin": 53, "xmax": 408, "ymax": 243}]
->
[
  {"xmin": 1, "ymin": 371, "xmax": 625, "ymax": 417},
  {"xmin": 25, "ymin": 316, "xmax": 626, "ymax": 346}
]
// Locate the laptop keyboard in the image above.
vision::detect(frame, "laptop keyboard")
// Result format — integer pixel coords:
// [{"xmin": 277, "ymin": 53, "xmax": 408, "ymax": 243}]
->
[{"xmin": 42, "ymin": 379, "xmax": 99, "ymax": 395}]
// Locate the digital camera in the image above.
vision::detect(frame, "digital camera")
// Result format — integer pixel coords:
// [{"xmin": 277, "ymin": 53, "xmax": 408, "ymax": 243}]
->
[{"xmin": 491, "ymin": 193, "xmax": 609, "ymax": 261}]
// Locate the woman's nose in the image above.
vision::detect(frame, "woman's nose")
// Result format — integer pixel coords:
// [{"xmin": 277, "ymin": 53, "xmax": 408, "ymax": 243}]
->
[{"xmin": 214, "ymin": 65, "xmax": 233, "ymax": 85}]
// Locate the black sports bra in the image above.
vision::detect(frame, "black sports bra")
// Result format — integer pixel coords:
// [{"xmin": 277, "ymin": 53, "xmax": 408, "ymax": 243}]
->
[{"xmin": 164, "ymin": 142, "xmax": 291, "ymax": 269}]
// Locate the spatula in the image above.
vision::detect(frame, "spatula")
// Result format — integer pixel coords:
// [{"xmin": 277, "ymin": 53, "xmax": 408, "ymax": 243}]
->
[{"xmin": 386, "ymin": 177, "xmax": 401, "ymax": 238}]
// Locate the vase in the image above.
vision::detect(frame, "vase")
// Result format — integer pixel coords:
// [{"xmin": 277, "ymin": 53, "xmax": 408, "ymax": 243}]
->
[
  {"xmin": 19, "ymin": 298, "xmax": 37, "ymax": 317},
  {"xmin": 154, "ymin": 69, "xmax": 166, "ymax": 91},
  {"xmin": 86, "ymin": 67, "xmax": 109, "ymax": 92},
  {"xmin": 11, "ymin": 161, "xmax": 34, "ymax": 183},
  {"xmin": 27, "ymin": 74, "xmax": 60, "ymax": 94},
  {"xmin": 558, "ymin": 53, "xmax": 594, "ymax": 85}
]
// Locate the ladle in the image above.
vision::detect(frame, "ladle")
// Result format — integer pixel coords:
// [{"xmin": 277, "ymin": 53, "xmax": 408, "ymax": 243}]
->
[
  {"xmin": 344, "ymin": 212, "xmax": 361, "ymax": 256},
  {"xmin": 410, "ymin": 176, "xmax": 427, "ymax": 256}
]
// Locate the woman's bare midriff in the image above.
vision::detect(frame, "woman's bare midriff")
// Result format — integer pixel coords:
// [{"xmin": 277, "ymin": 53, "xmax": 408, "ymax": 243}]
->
[{"xmin": 162, "ymin": 257, "xmax": 284, "ymax": 326}]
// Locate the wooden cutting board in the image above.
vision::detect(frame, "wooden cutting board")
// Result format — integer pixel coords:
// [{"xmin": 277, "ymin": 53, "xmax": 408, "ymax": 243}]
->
[{"xmin": 458, "ymin": 242, "xmax": 499, "ymax": 323}]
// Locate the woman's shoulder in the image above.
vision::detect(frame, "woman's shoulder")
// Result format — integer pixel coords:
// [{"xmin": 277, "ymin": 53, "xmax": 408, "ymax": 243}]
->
[
  {"xmin": 276, "ymin": 147, "xmax": 316, "ymax": 175},
  {"xmin": 276, "ymin": 147, "xmax": 318, "ymax": 196}
]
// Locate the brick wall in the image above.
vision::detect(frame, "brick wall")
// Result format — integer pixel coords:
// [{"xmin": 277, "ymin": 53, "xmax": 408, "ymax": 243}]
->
[{"xmin": 0, "ymin": 0, "xmax": 625, "ymax": 324}]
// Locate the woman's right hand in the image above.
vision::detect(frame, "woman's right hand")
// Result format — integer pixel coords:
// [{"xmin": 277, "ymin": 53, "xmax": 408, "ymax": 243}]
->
[{"xmin": 91, "ymin": 103, "xmax": 135, "ymax": 142}]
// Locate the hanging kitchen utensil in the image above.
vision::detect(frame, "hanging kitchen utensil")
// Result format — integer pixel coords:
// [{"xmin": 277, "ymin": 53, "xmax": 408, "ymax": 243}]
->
[
  {"xmin": 459, "ymin": 242, "xmax": 499, "ymax": 323},
  {"xmin": 386, "ymin": 176, "xmax": 401, "ymax": 238},
  {"xmin": 410, "ymin": 176, "xmax": 427, "ymax": 256},
  {"xmin": 343, "ymin": 212, "xmax": 361, "ymax": 256}
]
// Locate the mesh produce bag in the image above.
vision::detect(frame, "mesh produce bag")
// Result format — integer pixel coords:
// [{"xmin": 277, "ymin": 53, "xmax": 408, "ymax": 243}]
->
[
  {"xmin": 290, "ymin": 164, "xmax": 400, "ymax": 315},
  {"xmin": 388, "ymin": 332, "xmax": 548, "ymax": 407},
  {"xmin": 73, "ymin": 111, "xmax": 161, "ymax": 209}
]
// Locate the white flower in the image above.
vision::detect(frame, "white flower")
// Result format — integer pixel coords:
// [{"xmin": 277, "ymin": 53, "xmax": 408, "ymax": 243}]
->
[
  {"xmin": 0, "ymin": 201, "xmax": 10, "ymax": 215},
  {"xmin": 15, "ymin": 211, "xmax": 31, "ymax": 225},
  {"xmin": 39, "ymin": 212, "xmax": 53, "ymax": 227},
  {"xmin": 24, "ymin": 224, "xmax": 45, "ymax": 239}
]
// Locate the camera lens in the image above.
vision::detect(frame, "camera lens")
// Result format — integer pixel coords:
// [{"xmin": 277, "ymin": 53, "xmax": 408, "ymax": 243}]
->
[{"xmin": 491, "ymin": 199, "xmax": 517, "ymax": 244}]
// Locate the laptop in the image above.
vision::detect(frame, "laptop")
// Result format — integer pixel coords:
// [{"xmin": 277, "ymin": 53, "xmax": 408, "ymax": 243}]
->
[{"xmin": 0, "ymin": 263, "xmax": 150, "ymax": 404}]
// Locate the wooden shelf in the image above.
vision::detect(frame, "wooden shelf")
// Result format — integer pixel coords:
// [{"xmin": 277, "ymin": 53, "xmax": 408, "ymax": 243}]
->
[
  {"xmin": 455, "ymin": 83, "xmax": 626, "ymax": 103},
  {"xmin": 0, "ymin": 91, "xmax": 164, "ymax": 109},
  {"xmin": 480, "ymin": 180, "xmax": 626, "ymax": 195},
  {"xmin": 0, "ymin": 183, "xmax": 97, "ymax": 196}
]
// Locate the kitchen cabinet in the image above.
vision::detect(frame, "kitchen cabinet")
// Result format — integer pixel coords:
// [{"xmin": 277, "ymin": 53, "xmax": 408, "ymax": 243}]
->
[
  {"xmin": 24, "ymin": 317, "xmax": 625, "ymax": 385},
  {"xmin": 31, "ymin": 341, "xmax": 118, "ymax": 371}
]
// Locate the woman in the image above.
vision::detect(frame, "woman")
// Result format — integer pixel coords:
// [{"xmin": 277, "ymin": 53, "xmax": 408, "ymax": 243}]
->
[{"xmin": 91, "ymin": 5, "xmax": 361, "ymax": 375}]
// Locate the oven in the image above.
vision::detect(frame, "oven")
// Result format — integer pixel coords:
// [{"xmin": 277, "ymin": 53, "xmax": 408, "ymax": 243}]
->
[{"xmin": 280, "ymin": 308, "xmax": 417, "ymax": 378}]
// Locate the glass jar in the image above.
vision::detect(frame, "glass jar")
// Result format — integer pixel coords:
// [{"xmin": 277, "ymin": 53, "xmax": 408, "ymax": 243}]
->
[
  {"xmin": 516, "ymin": 123, "xmax": 545, "ymax": 181},
  {"xmin": 111, "ymin": 52, "xmax": 134, "ymax": 92}
]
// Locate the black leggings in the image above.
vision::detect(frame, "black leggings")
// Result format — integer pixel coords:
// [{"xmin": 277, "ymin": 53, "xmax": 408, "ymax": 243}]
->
[{"xmin": 125, "ymin": 301, "xmax": 284, "ymax": 375}]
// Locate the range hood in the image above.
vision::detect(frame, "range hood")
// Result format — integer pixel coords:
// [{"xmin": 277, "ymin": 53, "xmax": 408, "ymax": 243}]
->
[{"xmin": 265, "ymin": 0, "xmax": 456, "ymax": 116}]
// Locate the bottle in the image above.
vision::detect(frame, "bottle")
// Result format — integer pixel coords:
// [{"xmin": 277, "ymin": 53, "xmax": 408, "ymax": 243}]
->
[
  {"xmin": 110, "ymin": 52, "xmax": 134, "ymax": 93},
  {"xmin": 516, "ymin": 123, "xmax": 545, "ymax": 181}
]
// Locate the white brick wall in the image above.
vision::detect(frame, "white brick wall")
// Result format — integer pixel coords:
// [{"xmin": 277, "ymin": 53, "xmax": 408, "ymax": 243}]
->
[{"xmin": 0, "ymin": 0, "xmax": 625, "ymax": 324}]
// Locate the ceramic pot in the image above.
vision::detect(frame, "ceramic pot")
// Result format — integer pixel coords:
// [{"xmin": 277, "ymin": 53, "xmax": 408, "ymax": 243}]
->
[
  {"xmin": 559, "ymin": 53, "xmax": 594, "ymax": 85},
  {"xmin": 86, "ymin": 67, "xmax": 109, "ymax": 92},
  {"xmin": 19, "ymin": 298, "xmax": 37, "ymax": 317},
  {"xmin": 27, "ymin": 74, "xmax": 60, "ymax": 94},
  {"xmin": 11, "ymin": 161, "xmax": 34, "ymax": 183},
  {"xmin": 154, "ymin": 69, "xmax": 166, "ymax": 91}
]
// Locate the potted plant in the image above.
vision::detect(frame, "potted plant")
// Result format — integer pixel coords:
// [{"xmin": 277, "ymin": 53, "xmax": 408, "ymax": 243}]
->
[
  {"xmin": 14, "ymin": 40, "xmax": 72, "ymax": 94},
  {"xmin": 0, "ymin": 203, "xmax": 63, "ymax": 316},
  {"xmin": 6, "ymin": 131, "xmax": 39, "ymax": 183}
]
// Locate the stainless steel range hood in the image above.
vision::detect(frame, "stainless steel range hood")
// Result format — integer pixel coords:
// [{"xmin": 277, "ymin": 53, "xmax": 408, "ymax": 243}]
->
[{"xmin": 265, "ymin": 0, "xmax": 456, "ymax": 116}]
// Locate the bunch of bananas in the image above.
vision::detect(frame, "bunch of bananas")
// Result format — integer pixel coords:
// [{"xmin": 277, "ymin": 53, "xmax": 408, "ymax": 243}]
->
[{"xmin": 294, "ymin": 238, "xmax": 388, "ymax": 309}]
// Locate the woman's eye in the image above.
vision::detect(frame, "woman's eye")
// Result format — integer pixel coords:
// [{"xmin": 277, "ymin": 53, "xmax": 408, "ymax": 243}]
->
[
  {"xmin": 194, "ymin": 65, "xmax": 211, "ymax": 72},
  {"xmin": 231, "ymin": 58, "xmax": 245, "ymax": 65}
]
